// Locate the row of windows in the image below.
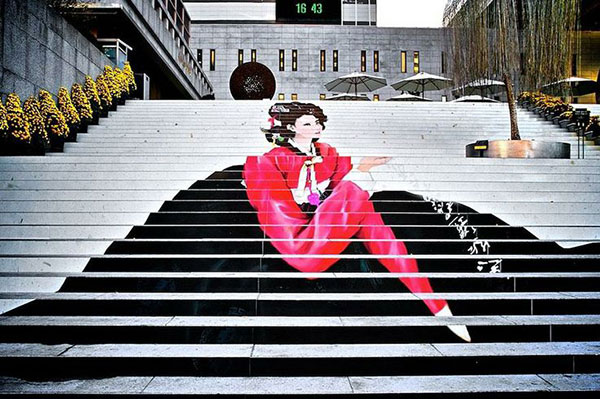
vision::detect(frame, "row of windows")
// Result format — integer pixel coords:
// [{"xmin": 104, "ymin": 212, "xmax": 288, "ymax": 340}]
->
[{"xmin": 197, "ymin": 49, "xmax": 439, "ymax": 74}]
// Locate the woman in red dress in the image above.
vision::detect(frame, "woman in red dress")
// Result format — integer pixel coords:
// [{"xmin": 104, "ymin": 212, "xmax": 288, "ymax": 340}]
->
[{"xmin": 243, "ymin": 102, "xmax": 470, "ymax": 342}]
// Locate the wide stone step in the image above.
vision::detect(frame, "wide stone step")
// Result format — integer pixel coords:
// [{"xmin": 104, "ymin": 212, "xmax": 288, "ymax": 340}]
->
[
  {"xmin": 3, "ymin": 162, "xmax": 599, "ymax": 173},
  {"xmin": 2, "ymin": 291, "xmax": 598, "ymax": 318},
  {"xmin": 1, "ymin": 373, "xmax": 598, "ymax": 396},
  {"xmin": 0, "ymin": 202, "xmax": 597, "ymax": 215},
  {"xmin": 1, "ymin": 314, "xmax": 598, "ymax": 345},
  {"xmin": 0, "ymin": 342, "xmax": 596, "ymax": 378},
  {"xmin": 2, "ymin": 314, "xmax": 598, "ymax": 327},
  {"xmin": 6, "ymin": 271, "xmax": 599, "ymax": 295},
  {"xmin": 6, "ymin": 171, "xmax": 598, "ymax": 182},
  {"xmin": 2, "ymin": 240, "xmax": 600, "ymax": 255},
  {"xmin": 3, "ymin": 156, "xmax": 598, "ymax": 165},
  {"xmin": 5, "ymin": 341, "xmax": 598, "ymax": 358},
  {"xmin": 61, "ymin": 142, "xmax": 590, "ymax": 151}
]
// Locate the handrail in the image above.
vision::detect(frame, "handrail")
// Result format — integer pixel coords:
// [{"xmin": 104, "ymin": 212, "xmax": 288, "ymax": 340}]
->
[{"xmin": 150, "ymin": 0, "xmax": 212, "ymax": 93}]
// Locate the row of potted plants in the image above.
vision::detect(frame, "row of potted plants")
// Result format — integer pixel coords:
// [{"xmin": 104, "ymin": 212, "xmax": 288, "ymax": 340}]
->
[
  {"xmin": 517, "ymin": 91, "xmax": 600, "ymax": 139},
  {"xmin": 0, "ymin": 63, "xmax": 137, "ymax": 156}
]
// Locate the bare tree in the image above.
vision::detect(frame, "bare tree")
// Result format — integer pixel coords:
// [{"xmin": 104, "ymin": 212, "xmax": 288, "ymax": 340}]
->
[{"xmin": 444, "ymin": 0, "xmax": 579, "ymax": 141}]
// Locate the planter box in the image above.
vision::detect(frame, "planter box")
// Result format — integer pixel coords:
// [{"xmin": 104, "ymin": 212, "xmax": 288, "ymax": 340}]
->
[
  {"xmin": 49, "ymin": 135, "xmax": 65, "ymax": 152},
  {"xmin": 466, "ymin": 140, "xmax": 570, "ymax": 159}
]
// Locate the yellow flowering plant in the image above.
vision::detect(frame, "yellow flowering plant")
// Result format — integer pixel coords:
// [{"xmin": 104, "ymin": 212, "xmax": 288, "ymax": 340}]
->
[
  {"xmin": 23, "ymin": 96, "xmax": 50, "ymax": 154},
  {"xmin": 38, "ymin": 90, "xmax": 69, "ymax": 151},
  {"xmin": 114, "ymin": 67, "xmax": 129, "ymax": 96},
  {"xmin": 58, "ymin": 87, "xmax": 81, "ymax": 141},
  {"xmin": 0, "ymin": 102, "xmax": 8, "ymax": 138},
  {"xmin": 71, "ymin": 83, "xmax": 93, "ymax": 124},
  {"xmin": 5, "ymin": 93, "xmax": 32, "ymax": 144},
  {"xmin": 103, "ymin": 65, "xmax": 121, "ymax": 101},
  {"xmin": 123, "ymin": 61, "xmax": 137, "ymax": 93},
  {"xmin": 96, "ymin": 75, "xmax": 113, "ymax": 112},
  {"xmin": 58, "ymin": 87, "xmax": 81, "ymax": 127},
  {"xmin": 84, "ymin": 75, "xmax": 101, "ymax": 111}
]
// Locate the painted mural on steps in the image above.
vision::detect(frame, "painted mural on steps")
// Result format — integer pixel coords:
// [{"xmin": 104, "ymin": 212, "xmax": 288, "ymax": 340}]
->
[{"xmin": 5, "ymin": 102, "xmax": 600, "ymax": 376}]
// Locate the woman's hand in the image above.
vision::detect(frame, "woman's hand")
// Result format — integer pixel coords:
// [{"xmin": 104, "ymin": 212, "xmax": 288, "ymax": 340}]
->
[{"xmin": 357, "ymin": 156, "xmax": 391, "ymax": 172}]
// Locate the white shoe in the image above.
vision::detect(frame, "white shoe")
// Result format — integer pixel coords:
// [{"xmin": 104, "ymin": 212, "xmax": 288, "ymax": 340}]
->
[{"xmin": 435, "ymin": 305, "xmax": 472, "ymax": 342}]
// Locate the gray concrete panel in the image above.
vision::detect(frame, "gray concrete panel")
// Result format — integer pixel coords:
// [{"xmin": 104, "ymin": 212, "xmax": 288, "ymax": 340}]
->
[{"xmin": 0, "ymin": 0, "xmax": 114, "ymax": 100}]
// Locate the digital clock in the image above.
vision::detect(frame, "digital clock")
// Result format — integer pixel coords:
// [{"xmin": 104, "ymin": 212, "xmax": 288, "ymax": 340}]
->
[{"xmin": 276, "ymin": 0, "xmax": 341, "ymax": 25}]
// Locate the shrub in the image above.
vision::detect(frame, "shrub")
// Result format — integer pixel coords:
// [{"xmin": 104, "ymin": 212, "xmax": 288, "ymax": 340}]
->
[
  {"xmin": 23, "ymin": 96, "xmax": 50, "ymax": 153},
  {"xmin": 114, "ymin": 67, "xmax": 129, "ymax": 96},
  {"xmin": 0, "ymin": 102, "xmax": 8, "ymax": 138},
  {"xmin": 585, "ymin": 116, "xmax": 600, "ymax": 138},
  {"xmin": 5, "ymin": 93, "xmax": 31, "ymax": 144},
  {"xmin": 58, "ymin": 87, "xmax": 81, "ymax": 127},
  {"xmin": 96, "ymin": 75, "xmax": 113, "ymax": 111},
  {"xmin": 71, "ymin": 83, "xmax": 93, "ymax": 123},
  {"xmin": 103, "ymin": 65, "xmax": 121, "ymax": 100},
  {"xmin": 38, "ymin": 90, "xmax": 69, "ymax": 139},
  {"xmin": 123, "ymin": 61, "xmax": 137, "ymax": 93},
  {"xmin": 84, "ymin": 75, "xmax": 102, "ymax": 112}
]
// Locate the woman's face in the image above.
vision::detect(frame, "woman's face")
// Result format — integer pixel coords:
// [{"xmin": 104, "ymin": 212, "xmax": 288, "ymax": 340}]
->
[{"xmin": 288, "ymin": 114, "xmax": 323, "ymax": 141}]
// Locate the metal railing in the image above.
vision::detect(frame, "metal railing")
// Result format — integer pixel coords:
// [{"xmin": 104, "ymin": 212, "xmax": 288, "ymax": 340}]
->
[{"xmin": 149, "ymin": 0, "xmax": 213, "ymax": 94}]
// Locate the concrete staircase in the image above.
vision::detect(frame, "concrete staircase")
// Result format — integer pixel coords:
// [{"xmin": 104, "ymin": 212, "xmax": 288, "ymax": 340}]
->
[{"xmin": 0, "ymin": 100, "xmax": 599, "ymax": 396}]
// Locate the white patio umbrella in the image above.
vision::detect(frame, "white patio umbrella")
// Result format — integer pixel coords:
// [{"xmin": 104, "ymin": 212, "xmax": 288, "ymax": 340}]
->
[
  {"xmin": 453, "ymin": 79, "xmax": 506, "ymax": 97},
  {"xmin": 387, "ymin": 93, "xmax": 432, "ymax": 102},
  {"xmin": 325, "ymin": 93, "xmax": 371, "ymax": 101},
  {"xmin": 324, "ymin": 72, "xmax": 387, "ymax": 95},
  {"xmin": 391, "ymin": 72, "xmax": 454, "ymax": 98},
  {"xmin": 541, "ymin": 77, "xmax": 599, "ymax": 98},
  {"xmin": 451, "ymin": 95, "xmax": 500, "ymax": 103}
]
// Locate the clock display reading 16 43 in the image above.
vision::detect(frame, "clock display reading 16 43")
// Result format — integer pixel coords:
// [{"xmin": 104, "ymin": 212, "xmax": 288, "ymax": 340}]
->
[
  {"xmin": 276, "ymin": 0, "xmax": 341, "ymax": 24},
  {"xmin": 296, "ymin": 2, "xmax": 323, "ymax": 14}
]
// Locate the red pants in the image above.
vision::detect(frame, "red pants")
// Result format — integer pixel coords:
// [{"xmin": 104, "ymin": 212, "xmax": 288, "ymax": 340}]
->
[{"xmin": 260, "ymin": 180, "xmax": 447, "ymax": 315}]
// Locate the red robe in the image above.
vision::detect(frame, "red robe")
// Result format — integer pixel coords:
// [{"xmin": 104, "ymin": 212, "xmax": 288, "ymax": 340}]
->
[{"xmin": 243, "ymin": 142, "xmax": 446, "ymax": 314}]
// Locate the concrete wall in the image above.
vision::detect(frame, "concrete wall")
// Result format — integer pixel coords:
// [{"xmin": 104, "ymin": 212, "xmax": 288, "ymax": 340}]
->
[
  {"xmin": 0, "ymin": 0, "xmax": 114, "ymax": 101},
  {"xmin": 190, "ymin": 25, "xmax": 450, "ymax": 100}
]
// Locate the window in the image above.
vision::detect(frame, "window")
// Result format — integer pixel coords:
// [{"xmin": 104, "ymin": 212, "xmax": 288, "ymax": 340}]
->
[
  {"xmin": 210, "ymin": 49, "xmax": 215, "ymax": 71},
  {"xmin": 373, "ymin": 51, "xmax": 379, "ymax": 72},
  {"xmin": 320, "ymin": 50, "xmax": 326, "ymax": 72},
  {"xmin": 278, "ymin": 93, "xmax": 285, "ymax": 100},
  {"xmin": 279, "ymin": 50, "xmax": 285, "ymax": 71},
  {"xmin": 401, "ymin": 51, "xmax": 407, "ymax": 73},
  {"xmin": 196, "ymin": 49, "xmax": 202, "ymax": 68},
  {"xmin": 361, "ymin": 50, "xmax": 366, "ymax": 72},
  {"xmin": 319, "ymin": 93, "xmax": 326, "ymax": 100},
  {"xmin": 292, "ymin": 49, "xmax": 298, "ymax": 71},
  {"xmin": 251, "ymin": 49, "xmax": 257, "ymax": 63},
  {"xmin": 238, "ymin": 49, "xmax": 244, "ymax": 66},
  {"xmin": 373, "ymin": 94, "xmax": 380, "ymax": 101},
  {"xmin": 441, "ymin": 51, "xmax": 446, "ymax": 74},
  {"xmin": 413, "ymin": 51, "xmax": 420, "ymax": 73},
  {"xmin": 333, "ymin": 50, "xmax": 338, "ymax": 72},
  {"xmin": 291, "ymin": 93, "xmax": 298, "ymax": 101}
]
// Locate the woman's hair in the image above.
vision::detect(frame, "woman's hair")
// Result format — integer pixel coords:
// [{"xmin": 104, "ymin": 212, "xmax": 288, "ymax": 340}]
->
[{"xmin": 262, "ymin": 102, "xmax": 327, "ymax": 145}]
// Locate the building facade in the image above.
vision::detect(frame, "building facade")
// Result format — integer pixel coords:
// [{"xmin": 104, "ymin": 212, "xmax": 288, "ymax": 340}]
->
[
  {"xmin": 187, "ymin": 0, "xmax": 599, "ymax": 103},
  {"xmin": 186, "ymin": 0, "xmax": 451, "ymax": 101}
]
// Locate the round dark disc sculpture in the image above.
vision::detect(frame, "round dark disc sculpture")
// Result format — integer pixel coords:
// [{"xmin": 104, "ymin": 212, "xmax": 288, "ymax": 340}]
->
[{"xmin": 229, "ymin": 62, "xmax": 276, "ymax": 100}]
